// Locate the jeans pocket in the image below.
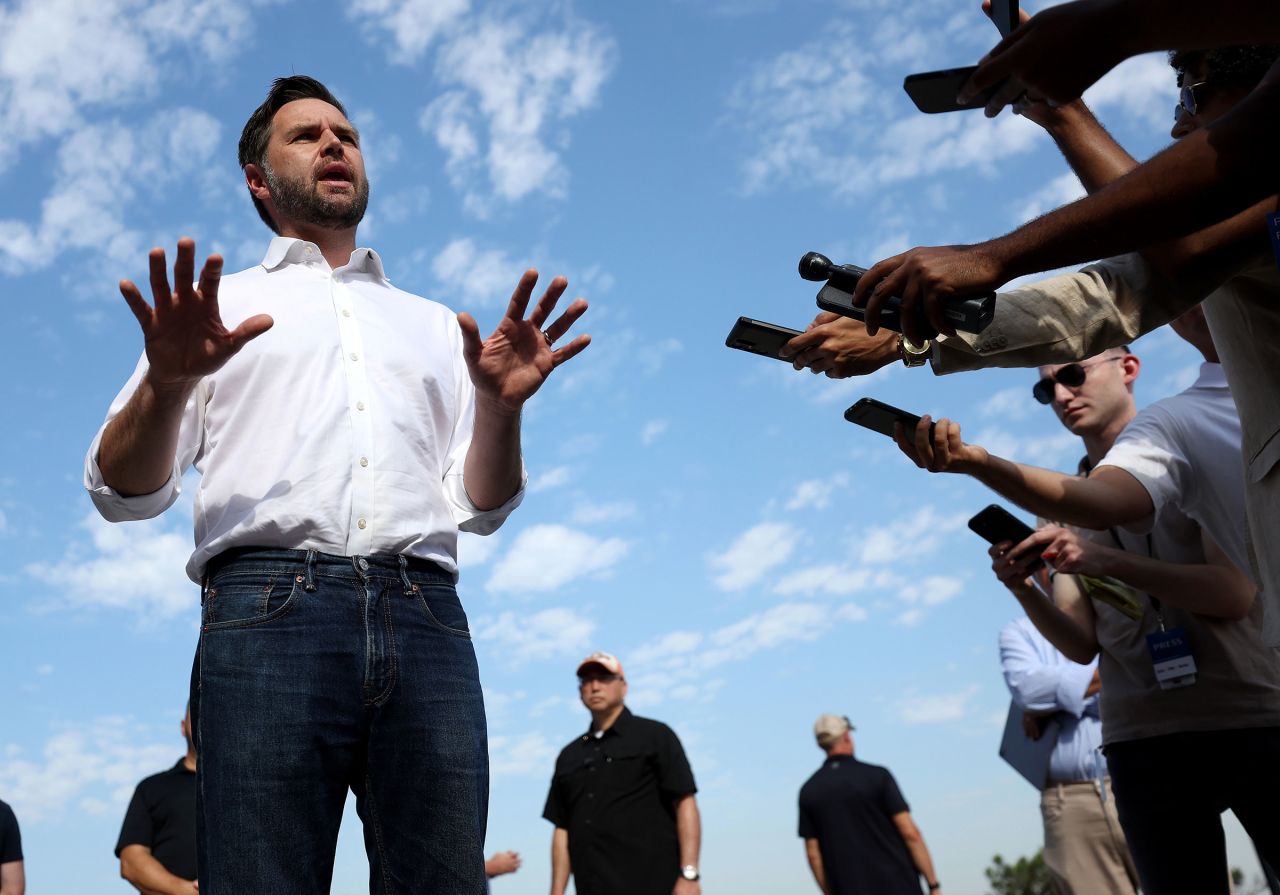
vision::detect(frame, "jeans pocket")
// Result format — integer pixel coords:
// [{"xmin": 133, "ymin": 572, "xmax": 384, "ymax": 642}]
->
[
  {"xmin": 413, "ymin": 584, "xmax": 471, "ymax": 638},
  {"xmin": 202, "ymin": 570, "xmax": 303, "ymax": 631}
]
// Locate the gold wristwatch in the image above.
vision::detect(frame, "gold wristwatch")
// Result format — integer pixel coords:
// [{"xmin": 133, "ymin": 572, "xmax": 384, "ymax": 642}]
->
[{"xmin": 898, "ymin": 334, "xmax": 932, "ymax": 367}]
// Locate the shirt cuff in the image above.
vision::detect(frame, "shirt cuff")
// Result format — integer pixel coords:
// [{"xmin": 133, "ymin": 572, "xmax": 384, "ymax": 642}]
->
[
  {"xmin": 1054, "ymin": 660, "xmax": 1097, "ymax": 718},
  {"xmin": 444, "ymin": 466, "xmax": 527, "ymax": 535},
  {"xmin": 83, "ymin": 431, "xmax": 182, "ymax": 522}
]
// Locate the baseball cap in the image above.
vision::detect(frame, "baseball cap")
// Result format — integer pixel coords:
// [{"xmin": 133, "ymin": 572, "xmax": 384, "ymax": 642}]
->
[
  {"xmin": 814, "ymin": 713, "xmax": 854, "ymax": 748},
  {"xmin": 577, "ymin": 651, "xmax": 624, "ymax": 678}
]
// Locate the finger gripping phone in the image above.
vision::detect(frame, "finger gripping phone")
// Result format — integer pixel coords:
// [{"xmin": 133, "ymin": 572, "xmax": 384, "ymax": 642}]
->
[
  {"xmin": 725, "ymin": 317, "xmax": 803, "ymax": 361},
  {"xmin": 967, "ymin": 504, "xmax": 1044, "ymax": 570},
  {"xmin": 903, "ymin": 67, "xmax": 1000, "ymax": 114},
  {"xmin": 843, "ymin": 397, "xmax": 934, "ymax": 439}
]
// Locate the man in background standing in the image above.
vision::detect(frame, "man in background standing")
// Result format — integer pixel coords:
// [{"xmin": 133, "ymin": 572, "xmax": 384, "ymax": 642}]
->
[
  {"xmin": 0, "ymin": 799, "xmax": 23, "ymax": 895},
  {"xmin": 543, "ymin": 652, "xmax": 701, "ymax": 895},
  {"xmin": 1000, "ymin": 616, "xmax": 1137, "ymax": 893},
  {"xmin": 799, "ymin": 715, "xmax": 942, "ymax": 895},
  {"xmin": 116, "ymin": 705, "xmax": 197, "ymax": 894}
]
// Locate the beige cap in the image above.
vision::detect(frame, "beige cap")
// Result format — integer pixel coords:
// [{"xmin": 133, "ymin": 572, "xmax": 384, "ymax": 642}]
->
[
  {"xmin": 814, "ymin": 713, "xmax": 853, "ymax": 748},
  {"xmin": 576, "ymin": 651, "xmax": 624, "ymax": 678}
]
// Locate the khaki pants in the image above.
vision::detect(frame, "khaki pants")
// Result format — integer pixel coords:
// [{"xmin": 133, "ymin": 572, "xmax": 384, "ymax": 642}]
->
[{"xmin": 1041, "ymin": 778, "xmax": 1139, "ymax": 895}]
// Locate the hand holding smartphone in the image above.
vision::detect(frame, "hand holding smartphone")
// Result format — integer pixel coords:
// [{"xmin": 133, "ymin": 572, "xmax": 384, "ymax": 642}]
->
[
  {"xmin": 967, "ymin": 504, "xmax": 1044, "ymax": 571},
  {"xmin": 725, "ymin": 317, "xmax": 803, "ymax": 361},
  {"xmin": 844, "ymin": 397, "xmax": 935, "ymax": 440},
  {"xmin": 902, "ymin": 0, "xmax": 1018, "ymax": 114}
]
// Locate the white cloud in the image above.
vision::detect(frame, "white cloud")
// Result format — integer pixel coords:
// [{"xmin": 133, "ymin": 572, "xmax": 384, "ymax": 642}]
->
[
  {"xmin": 570, "ymin": 500, "xmax": 636, "ymax": 525},
  {"xmin": 708, "ymin": 521, "xmax": 801, "ymax": 591},
  {"xmin": 347, "ymin": 0, "xmax": 469, "ymax": 63},
  {"xmin": 431, "ymin": 237, "xmax": 529, "ymax": 308},
  {"xmin": 857, "ymin": 505, "xmax": 968, "ymax": 565},
  {"xmin": 0, "ymin": 717, "xmax": 178, "ymax": 823},
  {"xmin": 774, "ymin": 563, "xmax": 873, "ymax": 597},
  {"xmin": 978, "ymin": 386, "xmax": 1038, "ymax": 421},
  {"xmin": 36, "ymin": 664, "xmax": 54, "ymax": 676},
  {"xmin": 899, "ymin": 684, "xmax": 980, "ymax": 724},
  {"xmin": 0, "ymin": 0, "xmax": 250, "ymax": 163},
  {"xmin": 475, "ymin": 606, "xmax": 595, "ymax": 665},
  {"xmin": 641, "ymin": 419, "xmax": 669, "ymax": 446},
  {"xmin": 1014, "ymin": 171, "xmax": 1085, "ymax": 224},
  {"xmin": 898, "ymin": 574, "xmax": 966, "ymax": 607},
  {"xmin": 489, "ymin": 731, "xmax": 557, "ymax": 777},
  {"xmin": 785, "ymin": 473, "xmax": 849, "ymax": 511},
  {"xmin": 0, "ymin": 107, "xmax": 222, "ymax": 275},
  {"xmin": 420, "ymin": 15, "xmax": 617, "ymax": 213},
  {"xmin": 1085, "ymin": 53, "xmax": 1177, "ymax": 132},
  {"xmin": 26, "ymin": 509, "xmax": 197, "ymax": 619},
  {"xmin": 487, "ymin": 524, "xmax": 629, "ymax": 593},
  {"xmin": 636, "ymin": 338, "xmax": 684, "ymax": 376},
  {"xmin": 457, "ymin": 531, "xmax": 500, "ymax": 570},
  {"xmin": 529, "ymin": 465, "xmax": 572, "ymax": 494}
]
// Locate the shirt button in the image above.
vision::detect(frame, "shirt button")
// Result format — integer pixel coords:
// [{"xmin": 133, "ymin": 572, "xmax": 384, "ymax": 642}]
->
[
  {"xmin": 356, "ymin": 401, "xmax": 366, "ymax": 411},
  {"xmin": 349, "ymin": 352, "xmax": 359, "ymax": 362},
  {"xmin": 357, "ymin": 518, "xmax": 367, "ymax": 530},
  {"xmin": 342, "ymin": 308, "xmax": 352, "ymax": 317},
  {"xmin": 360, "ymin": 457, "xmax": 369, "ymax": 467}
]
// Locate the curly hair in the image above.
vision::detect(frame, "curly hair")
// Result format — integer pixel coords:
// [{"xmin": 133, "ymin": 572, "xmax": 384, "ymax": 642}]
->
[
  {"xmin": 1169, "ymin": 45, "xmax": 1280, "ymax": 89},
  {"xmin": 238, "ymin": 76, "xmax": 349, "ymax": 233}
]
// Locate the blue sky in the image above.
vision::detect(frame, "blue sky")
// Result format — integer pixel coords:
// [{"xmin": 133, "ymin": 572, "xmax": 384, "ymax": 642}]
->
[{"xmin": 0, "ymin": 0, "xmax": 1266, "ymax": 892}]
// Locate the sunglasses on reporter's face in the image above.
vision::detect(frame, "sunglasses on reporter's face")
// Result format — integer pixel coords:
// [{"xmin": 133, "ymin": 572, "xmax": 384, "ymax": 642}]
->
[
  {"xmin": 1174, "ymin": 81, "xmax": 1210, "ymax": 122},
  {"xmin": 1032, "ymin": 357, "xmax": 1123, "ymax": 405}
]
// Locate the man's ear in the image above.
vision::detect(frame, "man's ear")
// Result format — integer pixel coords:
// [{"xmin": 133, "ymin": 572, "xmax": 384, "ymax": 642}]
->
[
  {"xmin": 244, "ymin": 163, "xmax": 271, "ymax": 202},
  {"xmin": 1120, "ymin": 354, "xmax": 1141, "ymax": 386}
]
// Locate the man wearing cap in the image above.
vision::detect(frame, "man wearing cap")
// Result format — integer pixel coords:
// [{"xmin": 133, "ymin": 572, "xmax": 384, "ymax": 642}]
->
[
  {"xmin": 799, "ymin": 715, "xmax": 942, "ymax": 895},
  {"xmin": 543, "ymin": 652, "xmax": 701, "ymax": 895}
]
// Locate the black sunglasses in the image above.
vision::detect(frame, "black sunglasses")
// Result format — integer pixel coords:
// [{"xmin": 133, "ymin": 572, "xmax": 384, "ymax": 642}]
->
[
  {"xmin": 1174, "ymin": 81, "xmax": 1210, "ymax": 122},
  {"xmin": 1032, "ymin": 357, "xmax": 1123, "ymax": 404}
]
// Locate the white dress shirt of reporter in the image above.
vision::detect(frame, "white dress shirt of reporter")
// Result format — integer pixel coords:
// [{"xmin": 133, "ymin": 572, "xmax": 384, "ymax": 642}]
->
[
  {"xmin": 998, "ymin": 617, "xmax": 1138, "ymax": 894},
  {"xmin": 890, "ymin": 338, "xmax": 1280, "ymax": 895},
  {"xmin": 85, "ymin": 76, "xmax": 590, "ymax": 894},
  {"xmin": 782, "ymin": 36, "xmax": 1280, "ymax": 641}
]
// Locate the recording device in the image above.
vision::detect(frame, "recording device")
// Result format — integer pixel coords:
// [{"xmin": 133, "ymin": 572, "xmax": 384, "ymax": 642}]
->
[
  {"xmin": 967, "ymin": 504, "xmax": 1043, "ymax": 571},
  {"xmin": 725, "ymin": 317, "xmax": 803, "ymax": 361},
  {"xmin": 843, "ymin": 397, "xmax": 934, "ymax": 439},
  {"xmin": 903, "ymin": 0, "xmax": 1018, "ymax": 114},
  {"xmin": 799, "ymin": 251, "xmax": 996, "ymax": 337}
]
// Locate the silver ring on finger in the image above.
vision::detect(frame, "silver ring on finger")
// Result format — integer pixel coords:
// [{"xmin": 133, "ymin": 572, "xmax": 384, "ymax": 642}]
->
[{"xmin": 542, "ymin": 330, "xmax": 554, "ymax": 347}]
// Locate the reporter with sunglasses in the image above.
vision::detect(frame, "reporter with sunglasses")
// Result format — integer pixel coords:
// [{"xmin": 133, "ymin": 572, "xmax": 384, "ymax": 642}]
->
[{"xmin": 891, "ymin": 329, "xmax": 1280, "ymax": 895}]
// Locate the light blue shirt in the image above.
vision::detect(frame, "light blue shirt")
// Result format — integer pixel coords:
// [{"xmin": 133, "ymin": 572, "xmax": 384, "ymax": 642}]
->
[{"xmin": 999, "ymin": 616, "xmax": 1105, "ymax": 784}]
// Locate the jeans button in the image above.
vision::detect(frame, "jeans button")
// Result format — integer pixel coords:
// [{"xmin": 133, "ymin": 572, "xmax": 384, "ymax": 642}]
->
[{"xmin": 357, "ymin": 557, "xmax": 369, "ymax": 572}]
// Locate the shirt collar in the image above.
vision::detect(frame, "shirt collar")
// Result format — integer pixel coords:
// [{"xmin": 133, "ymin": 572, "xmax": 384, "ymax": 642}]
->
[
  {"xmin": 586, "ymin": 706, "xmax": 632, "ymax": 739},
  {"xmin": 1191, "ymin": 361, "xmax": 1226, "ymax": 390},
  {"xmin": 172, "ymin": 758, "xmax": 195, "ymax": 775},
  {"xmin": 259, "ymin": 236, "xmax": 387, "ymax": 280}
]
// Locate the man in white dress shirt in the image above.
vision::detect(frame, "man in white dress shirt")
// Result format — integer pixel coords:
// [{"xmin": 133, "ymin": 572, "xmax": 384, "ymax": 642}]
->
[{"xmin": 84, "ymin": 76, "xmax": 590, "ymax": 894}]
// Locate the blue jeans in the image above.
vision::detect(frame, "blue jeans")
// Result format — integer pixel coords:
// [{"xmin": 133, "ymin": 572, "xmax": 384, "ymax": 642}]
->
[{"xmin": 191, "ymin": 548, "xmax": 488, "ymax": 894}]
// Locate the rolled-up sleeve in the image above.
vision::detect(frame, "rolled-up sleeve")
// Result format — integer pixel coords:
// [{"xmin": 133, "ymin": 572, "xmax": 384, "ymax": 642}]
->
[
  {"xmin": 931, "ymin": 254, "xmax": 1195, "ymax": 375},
  {"xmin": 84, "ymin": 354, "xmax": 205, "ymax": 522},
  {"xmin": 441, "ymin": 327, "xmax": 526, "ymax": 535},
  {"xmin": 999, "ymin": 622, "xmax": 1096, "ymax": 718}
]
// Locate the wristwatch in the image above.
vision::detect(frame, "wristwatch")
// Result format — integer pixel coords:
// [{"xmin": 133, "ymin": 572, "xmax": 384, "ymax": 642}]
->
[
  {"xmin": 928, "ymin": 882, "xmax": 941, "ymax": 891},
  {"xmin": 680, "ymin": 865, "xmax": 700, "ymax": 881},
  {"xmin": 898, "ymin": 334, "xmax": 932, "ymax": 367}
]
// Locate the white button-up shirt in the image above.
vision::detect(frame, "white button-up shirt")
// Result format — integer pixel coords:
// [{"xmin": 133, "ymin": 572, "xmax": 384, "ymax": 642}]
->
[{"xmin": 85, "ymin": 237, "xmax": 524, "ymax": 581}]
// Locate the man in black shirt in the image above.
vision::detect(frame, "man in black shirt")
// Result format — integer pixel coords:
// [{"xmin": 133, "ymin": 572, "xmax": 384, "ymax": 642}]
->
[
  {"xmin": 543, "ymin": 652, "xmax": 702, "ymax": 895},
  {"xmin": 0, "ymin": 799, "xmax": 24, "ymax": 895},
  {"xmin": 798, "ymin": 715, "xmax": 942, "ymax": 895},
  {"xmin": 116, "ymin": 706, "xmax": 197, "ymax": 894}
]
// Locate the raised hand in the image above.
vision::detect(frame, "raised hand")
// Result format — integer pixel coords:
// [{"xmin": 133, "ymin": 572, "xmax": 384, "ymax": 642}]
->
[
  {"xmin": 892, "ymin": 415, "xmax": 989, "ymax": 474},
  {"xmin": 119, "ymin": 237, "xmax": 273, "ymax": 389},
  {"xmin": 457, "ymin": 270, "xmax": 590, "ymax": 413},
  {"xmin": 851, "ymin": 244, "xmax": 1006, "ymax": 345}
]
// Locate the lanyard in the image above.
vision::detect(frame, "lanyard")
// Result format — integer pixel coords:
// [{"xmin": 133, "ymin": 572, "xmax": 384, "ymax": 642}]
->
[{"xmin": 1106, "ymin": 527, "xmax": 1164, "ymax": 630}]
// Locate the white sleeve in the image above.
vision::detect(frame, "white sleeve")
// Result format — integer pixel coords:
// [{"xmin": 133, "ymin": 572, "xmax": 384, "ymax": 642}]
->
[
  {"xmin": 83, "ymin": 354, "xmax": 205, "ymax": 522},
  {"xmin": 440, "ymin": 322, "xmax": 526, "ymax": 535},
  {"xmin": 1095, "ymin": 406, "xmax": 1190, "ymax": 536}
]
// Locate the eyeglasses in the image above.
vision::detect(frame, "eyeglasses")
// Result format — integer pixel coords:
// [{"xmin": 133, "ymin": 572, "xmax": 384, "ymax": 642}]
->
[
  {"xmin": 1032, "ymin": 357, "xmax": 1123, "ymax": 404},
  {"xmin": 578, "ymin": 674, "xmax": 620, "ymax": 687},
  {"xmin": 1174, "ymin": 81, "xmax": 1210, "ymax": 122}
]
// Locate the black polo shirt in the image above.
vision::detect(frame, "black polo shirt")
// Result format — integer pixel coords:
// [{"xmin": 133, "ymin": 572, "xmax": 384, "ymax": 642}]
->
[
  {"xmin": 0, "ymin": 800, "xmax": 21, "ymax": 864},
  {"xmin": 115, "ymin": 759, "xmax": 197, "ymax": 880},
  {"xmin": 543, "ymin": 707, "xmax": 697, "ymax": 895},
  {"xmin": 798, "ymin": 755, "xmax": 922, "ymax": 895}
]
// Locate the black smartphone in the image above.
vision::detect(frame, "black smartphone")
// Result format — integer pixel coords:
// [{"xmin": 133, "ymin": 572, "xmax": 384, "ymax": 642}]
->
[
  {"xmin": 903, "ymin": 67, "xmax": 998, "ymax": 114},
  {"xmin": 725, "ymin": 317, "xmax": 802, "ymax": 361},
  {"xmin": 991, "ymin": 0, "xmax": 1018, "ymax": 38},
  {"xmin": 967, "ymin": 504, "xmax": 1043, "ymax": 570},
  {"xmin": 843, "ymin": 397, "xmax": 933, "ymax": 439}
]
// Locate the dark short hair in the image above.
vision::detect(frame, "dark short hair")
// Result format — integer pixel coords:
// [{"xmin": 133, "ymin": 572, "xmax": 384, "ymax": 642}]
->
[
  {"xmin": 238, "ymin": 76, "xmax": 349, "ymax": 233},
  {"xmin": 1169, "ymin": 45, "xmax": 1280, "ymax": 90}
]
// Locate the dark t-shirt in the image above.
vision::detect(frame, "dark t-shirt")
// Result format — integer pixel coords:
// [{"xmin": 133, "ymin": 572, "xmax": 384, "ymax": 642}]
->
[
  {"xmin": 798, "ymin": 756, "xmax": 922, "ymax": 895},
  {"xmin": 0, "ymin": 800, "xmax": 21, "ymax": 864},
  {"xmin": 115, "ymin": 759, "xmax": 197, "ymax": 880},
  {"xmin": 543, "ymin": 708, "xmax": 697, "ymax": 895}
]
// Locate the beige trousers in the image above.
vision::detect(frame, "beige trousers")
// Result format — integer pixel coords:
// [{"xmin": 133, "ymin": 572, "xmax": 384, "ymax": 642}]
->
[{"xmin": 1041, "ymin": 778, "xmax": 1139, "ymax": 895}]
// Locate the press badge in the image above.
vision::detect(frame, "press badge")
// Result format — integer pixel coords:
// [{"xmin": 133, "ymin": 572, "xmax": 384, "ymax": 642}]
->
[{"xmin": 1146, "ymin": 626, "xmax": 1197, "ymax": 690}]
